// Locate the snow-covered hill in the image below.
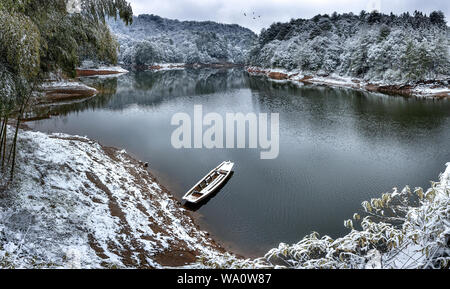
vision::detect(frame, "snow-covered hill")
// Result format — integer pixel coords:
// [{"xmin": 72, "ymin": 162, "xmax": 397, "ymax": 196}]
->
[
  {"xmin": 108, "ymin": 14, "xmax": 257, "ymax": 68},
  {"xmin": 249, "ymin": 11, "xmax": 449, "ymax": 85}
]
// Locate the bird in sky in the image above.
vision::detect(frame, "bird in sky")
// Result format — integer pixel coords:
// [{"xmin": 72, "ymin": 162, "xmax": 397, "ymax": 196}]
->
[{"xmin": 244, "ymin": 12, "xmax": 261, "ymax": 20}]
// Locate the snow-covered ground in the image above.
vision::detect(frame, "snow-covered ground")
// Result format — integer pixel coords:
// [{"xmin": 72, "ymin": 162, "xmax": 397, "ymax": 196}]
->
[
  {"xmin": 149, "ymin": 63, "xmax": 186, "ymax": 71},
  {"xmin": 37, "ymin": 80, "xmax": 98, "ymax": 104},
  {"xmin": 412, "ymin": 85, "xmax": 450, "ymax": 98},
  {"xmin": 40, "ymin": 80, "xmax": 98, "ymax": 92},
  {"xmin": 77, "ymin": 66, "xmax": 129, "ymax": 74},
  {"xmin": 0, "ymin": 128, "xmax": 226, "ymax": 268},
  {"xmin": 76, "ymin": 65, "xmax": 129, "ymax": 78}
]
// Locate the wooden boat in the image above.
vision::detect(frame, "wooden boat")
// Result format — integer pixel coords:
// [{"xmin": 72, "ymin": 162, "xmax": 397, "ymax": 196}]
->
[{"xmin": 182, "ymin": 161, "xmax": 234, "ymax": 203}]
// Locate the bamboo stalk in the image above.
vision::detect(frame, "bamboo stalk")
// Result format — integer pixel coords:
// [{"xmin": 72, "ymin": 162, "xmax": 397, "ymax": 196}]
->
[
  {"xmin": 0, "ymin": 116, "xmax": 5, "ymax": 161},
  {"xmin": 1, "ymin": 116, "xmax": 8, "ymax": 171},
  {"xmin": 9, "ymin": 114, "xmax": 21, "ymax": 181},
  {"xmin": 9, "ymin": 87, "xmax": 31, "ymax": 180},
  {"xmin": 0, "ymin": 116, "xmax": 5, "ymax": 145}
]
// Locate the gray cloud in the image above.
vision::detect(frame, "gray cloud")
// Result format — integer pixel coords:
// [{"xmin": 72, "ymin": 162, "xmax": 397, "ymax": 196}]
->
[{"xmin": 128, "ymin": 0, "xmax": 449, "ymax": 33}]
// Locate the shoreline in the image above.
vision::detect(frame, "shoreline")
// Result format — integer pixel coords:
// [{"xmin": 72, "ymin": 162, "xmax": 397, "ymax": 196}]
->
[
  {"xmin": 103, "ymin": 146, "xmax": 249, "ymax": 259},
  {"xmin": 145, "ymin": 62, "xmax": 244, "ymax": 71},
  {"xmin": 76, "ymin": 66, "xmax": 129, "ymax": 77},
  {"xmin": 0, "ymin": 126, "xmax": 236, "ymax": 268},
  {"xmin": 246, "ymin": 66, "xmax": 450, "ymax": 99},
  {"xmin": 35, "ymin": 66, "xmax": 130, "ymax": 105}
]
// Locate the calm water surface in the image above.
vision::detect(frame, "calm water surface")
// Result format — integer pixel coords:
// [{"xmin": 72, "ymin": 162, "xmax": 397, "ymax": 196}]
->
[{"xmin": 29, "ymin": 69, "xmax": 450, "ymax": 257}]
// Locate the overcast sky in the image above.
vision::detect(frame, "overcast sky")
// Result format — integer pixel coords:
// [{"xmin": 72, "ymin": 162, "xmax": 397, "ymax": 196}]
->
[{"xmin": 127, "ymin": 0, "xmax": 449, "ymax": 33}]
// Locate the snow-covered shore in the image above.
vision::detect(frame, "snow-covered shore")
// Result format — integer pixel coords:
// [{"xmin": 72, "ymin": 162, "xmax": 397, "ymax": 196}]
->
[
  {"xmin": 247, "ymin": 66, "xmax": 450, "ymax": 99},
  {"xmin": 76, "ymin": 66, "xmax": 129, "ymax": 78},
  {"xmin": 38, "ymin": 65, "xmax": 130, "ymax": 104},
  {"xmin": 148, "ymin": 63, "xmax": 186, "ymax": 71},
  {"xmin": 39, "ymin": 80, "xmax": 98, "ymax": 104},
  {"xmin": 146, "ymin": 63, "xmax": 241, "ymax": 71},
  {"xmin": 0, "ymin": 128, "xmax": 228, "ymax": 268}
]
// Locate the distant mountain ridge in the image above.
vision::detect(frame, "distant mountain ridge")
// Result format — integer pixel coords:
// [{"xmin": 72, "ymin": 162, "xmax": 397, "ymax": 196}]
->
[{"xmin": 108, "ymin": 14, "xmax": 257, "ymax": 68}]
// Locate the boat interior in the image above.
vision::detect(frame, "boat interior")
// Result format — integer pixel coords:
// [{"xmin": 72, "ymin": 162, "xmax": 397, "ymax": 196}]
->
[{"xmin": 190, "ymin": 170, "xmax": 228, "ymax": 199}]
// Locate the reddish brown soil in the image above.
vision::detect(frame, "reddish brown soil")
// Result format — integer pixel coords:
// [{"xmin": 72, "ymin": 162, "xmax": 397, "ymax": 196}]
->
[
  {"xmin": 148, "ymin": 65, "xmax": 163, "ymax": 70},
  {"xmin": 298, "ymin": 75, "xmax": 314, "ymax": 83},
  {"xmin": 268, "ymin": 72, "xmax": 289, "ymax": 80},
  {"xmin": 365, "ymin": 84, "xmax": 413, "ymax": 97},
  {"xmin": 76, "ymin": 69, "xmax": 123, "ymax": 77}
]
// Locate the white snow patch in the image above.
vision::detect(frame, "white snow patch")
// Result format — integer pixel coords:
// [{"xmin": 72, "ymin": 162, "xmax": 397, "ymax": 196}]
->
[
  {"xmin": 40, "ymin": 80, "xmax": 97, "ymax": 92},
  {"xmin": 149, "ymin": 63, "xmax": 186, "ymax": 71}
]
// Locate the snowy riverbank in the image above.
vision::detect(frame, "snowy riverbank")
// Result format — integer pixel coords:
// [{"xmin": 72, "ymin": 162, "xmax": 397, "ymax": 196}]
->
[
  {"xmin": 148, "ymin": 63, "xmax": 186, "ymax": 71},
  {"xmin": 0, "ymin": 128, "xmax": 228, "ymax": 268},
  {"xmin": 39, "ymin": 80, "xmax": 98, "ymax": 104},
  {"xmin": 247, "ymin": 67, "xmax": 450, "ymax": 99},
  {"xmin": 76, "ymin": 66, "xmax": 129, "ymax": 78},
  {"xmin": 38, "ymin": 65, "xmax": 131, "ymax": 104}
]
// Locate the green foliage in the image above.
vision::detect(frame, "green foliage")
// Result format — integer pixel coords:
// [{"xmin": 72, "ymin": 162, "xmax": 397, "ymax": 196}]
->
[
  {"xmin": 0, "ymin": 0, "xmax": 31, "ymax": 13},
  {"xmin": 81, "ymin": 0, "xmax": 133, "ymax": 25},
  {"xmin": 133, "ymin": 41, "xmax": 160, "ymax": 67},
  {"xmin": 402, "ymin": 41, "xmax": 433, "ymax": 81},
  {"xmin": 0, "ymin": 10, "xmax": 40, "ymax": 80},
  {"xmin": 378, "ymin": 24, "xmax": 391, "ymax": 41},
  {"xmin": 19, "ymin": 0, "xmax": 131, "ymax": 76},
  {"xmin": 0, "ymin": 0, "xmax": 133, "ymax": 97}
]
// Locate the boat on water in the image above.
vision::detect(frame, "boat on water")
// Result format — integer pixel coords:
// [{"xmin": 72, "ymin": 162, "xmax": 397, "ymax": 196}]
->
[{"xmin": 182, "ymin": 161, "xmax": 234, "ymax": 204}]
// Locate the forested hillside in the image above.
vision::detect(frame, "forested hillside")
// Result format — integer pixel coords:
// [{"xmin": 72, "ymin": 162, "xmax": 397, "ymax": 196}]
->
[
  {"xmin": 250, "ymin": 11, "xmax": 449, "ymax": 84},
  {"xmin": 108, "ymin": 14, "xmax": 257, "ymax": 68}
]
